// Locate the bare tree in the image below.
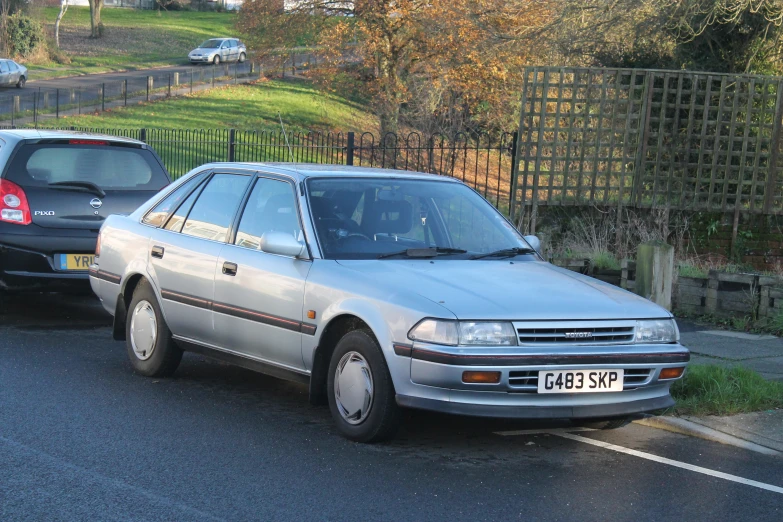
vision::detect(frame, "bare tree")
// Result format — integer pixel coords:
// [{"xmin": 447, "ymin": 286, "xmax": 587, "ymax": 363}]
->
[
  {"xmin": 55, "ymin": 0, "xmax": 68, "ymax": 48},
  {"xmin": 87, "ymin": 0, "xmax": 103, "ymax": 39}
]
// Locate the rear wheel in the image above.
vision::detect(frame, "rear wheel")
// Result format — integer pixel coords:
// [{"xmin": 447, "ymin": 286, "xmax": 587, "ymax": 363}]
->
[
  {"xmin": 238, "ymin": 52, "xmax": 246, "ymax": 63},
  {"xmin": 327, "ymin": 330, "xmax": 400, "ymax": 442},
  {"xmin": 125, "ymin": 279, "xmax": 182, "ymax": 377},
  {"xmin": 16, "ymin": 76, "xmax": 25, "ymax": 88}
]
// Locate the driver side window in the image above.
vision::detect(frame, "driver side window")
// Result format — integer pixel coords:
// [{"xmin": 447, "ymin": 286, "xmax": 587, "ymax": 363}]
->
[{"xmin": 234, "ymin": 177, "xmax": 301, "ymax": 251}]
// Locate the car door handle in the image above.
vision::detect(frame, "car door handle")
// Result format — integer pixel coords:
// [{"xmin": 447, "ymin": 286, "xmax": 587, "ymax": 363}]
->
[
  {"xmin": 222, "ymin": 262, "xmax": 238, "ymax": 276},
  {"xmin": 151, "ymin": 246, "xmax": 165, "ymax": 259}
]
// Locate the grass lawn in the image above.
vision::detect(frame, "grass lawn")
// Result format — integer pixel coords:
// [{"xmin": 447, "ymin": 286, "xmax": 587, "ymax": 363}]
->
[
  {"xmin": 57, "ymin": 79, "xmax": 376, "ymax": 133},
  {"xmin": 670, "ymin": 365, "xmax": 783, "ymax": 416},
  {"xmin": 25, "ymin": 7, "xmax": 238, "ymax": 79}
]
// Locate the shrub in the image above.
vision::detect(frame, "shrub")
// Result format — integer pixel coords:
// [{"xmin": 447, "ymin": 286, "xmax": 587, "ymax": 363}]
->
[
  {"xmin": 590, "ymin": 251, "xmax": 622, "ymax": 271},
  {"xmin": 6, "ymin": 13, "xmax": 45, "ymax": 58}
]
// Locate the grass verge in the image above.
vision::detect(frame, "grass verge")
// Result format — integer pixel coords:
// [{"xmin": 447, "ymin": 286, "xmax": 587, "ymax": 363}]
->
[
  {"xmin": 670, "ymin": 364, "xmax": 783, "ymax": 416},
  {"xmin": 25, "ymin": 7, "xmax": 237, "ymax": 80},
  {"xmin": 56, "ymin": 79, "xmax": 376, "ymax": 133}
]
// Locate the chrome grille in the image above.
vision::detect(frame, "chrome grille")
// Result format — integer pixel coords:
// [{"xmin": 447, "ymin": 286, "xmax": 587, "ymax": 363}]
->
[
  {"xmin": 507, "ymin": 368, "xmax": 654, "ymax": 393},
  {"xmin": 623, "ymin": 368, "xmax": 653, "ymax": 387},
  {"xmin": 508, "ymin": 370, "xmax": 538, "ymax": 393},
  {"xmin": 514, "ymin": 321, "xmax": 636, "ymax": 346}
]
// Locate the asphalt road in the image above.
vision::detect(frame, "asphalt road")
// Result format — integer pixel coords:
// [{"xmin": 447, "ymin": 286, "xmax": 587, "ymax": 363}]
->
[
  {"xmin": 26, "ymin": 65, "xmax": 197, "ymax": 90},
  {"xmin": 1, "ymin": 293, "xmax": 782, "ymax": 521}
]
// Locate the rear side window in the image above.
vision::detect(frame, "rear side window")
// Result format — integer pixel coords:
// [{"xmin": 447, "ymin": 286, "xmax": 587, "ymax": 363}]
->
[
  {"xmin": 6, "ymin": 143, "xmax": 169, "ymax": 191},
  {"xmin": 164, "ymin": 185, "xmax": 202, "ymax": 233},
  {"xmin": 0, "ymin": 62, "xmax": 9, "ymax": 73},
  {"xmin": 181, "ymin": 174, "xmax": 249, "ymax": 242},
  {"xmin": 142, "ymin": 172, "xmax": 207, "ymax": 227}
]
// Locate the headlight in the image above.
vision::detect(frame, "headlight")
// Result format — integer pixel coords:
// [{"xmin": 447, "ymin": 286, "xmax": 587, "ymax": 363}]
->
[
  {"xmin": 635, "ymin": 319, "xmax": 679, "ymax": 343},
  {"xmin": 408, "ymin": 319, "xmax": 517, "ymax": 346},
  {"xmin": 408, "ymin": 319, "xmax": 458, "ymax": 346}
]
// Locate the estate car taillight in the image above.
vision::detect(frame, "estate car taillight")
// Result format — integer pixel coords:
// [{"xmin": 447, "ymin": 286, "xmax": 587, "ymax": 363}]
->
[
  {"xmin": 0, "ymin": 179, "xmax": 31, "ymax": 225},
  {"xmin": 95, "ymin": 234, "xmax": 102, "ymax": 257}
]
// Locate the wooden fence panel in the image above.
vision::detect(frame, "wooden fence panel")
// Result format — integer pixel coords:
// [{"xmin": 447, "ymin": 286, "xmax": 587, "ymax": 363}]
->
[{"xmin": 514, "ymin": 67, "xmax": 783, "ymax": 221}]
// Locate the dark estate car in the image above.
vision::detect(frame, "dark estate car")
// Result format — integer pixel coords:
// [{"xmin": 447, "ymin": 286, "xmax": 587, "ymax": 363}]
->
[{"xmin": 0, "ymin": 130, "xmax": 170, "ymax": 292}]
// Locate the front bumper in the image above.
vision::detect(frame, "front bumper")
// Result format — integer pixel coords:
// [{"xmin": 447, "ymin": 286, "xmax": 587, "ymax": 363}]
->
[
  {"xmin": 397, "ymin": 392, "xmax": 674, "ymax": 419},
  {"xmin": 189, "ymin": 56, "xmax": 213, "ymax": 63},
  {"xmin": 390, "ymin": 341, "xmax": 689, "ymax": 420}
]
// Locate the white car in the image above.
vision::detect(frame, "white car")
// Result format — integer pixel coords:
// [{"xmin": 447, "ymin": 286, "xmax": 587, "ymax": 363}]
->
[{"xmin": 188, "ymin": 38, "xmax": 247, "ymax": 65}]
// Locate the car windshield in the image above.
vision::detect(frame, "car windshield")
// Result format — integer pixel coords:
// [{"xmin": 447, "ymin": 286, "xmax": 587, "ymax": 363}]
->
[
  {"xmin": 199, "ymin": 39, "xmax": 223, "ymax": 49},
  {"xmin": 307, "ymin": 177, "xmax": 529, "ymax": 259}
]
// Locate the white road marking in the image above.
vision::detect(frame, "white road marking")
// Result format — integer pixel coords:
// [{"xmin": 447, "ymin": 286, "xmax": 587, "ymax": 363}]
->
[{"xmin": 557, "ymin": 432, "xmax": 783, "ymax": 495}]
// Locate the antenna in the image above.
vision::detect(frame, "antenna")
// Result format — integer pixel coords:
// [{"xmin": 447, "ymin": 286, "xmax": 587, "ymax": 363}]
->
[{"xmin": 278, "ymin": 112, "xmax": 295, "ymax": 163}]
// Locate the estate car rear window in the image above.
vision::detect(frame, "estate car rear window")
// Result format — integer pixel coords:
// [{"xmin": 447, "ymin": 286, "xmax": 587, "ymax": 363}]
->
[{"xmin": 6, "ymin": 143, "xmax": 169, "ymax": 191}]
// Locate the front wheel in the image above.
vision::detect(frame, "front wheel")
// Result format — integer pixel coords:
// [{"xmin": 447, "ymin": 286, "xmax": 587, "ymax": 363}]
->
[
  {"xmin": 212, "ymin": 55, "xmax": 220, "ymax": 66},
  {"xmin": 125, "ymin": 279, "xmax": 182, "ymax": 377},
  {"xmin": 16, "ymin": 76, "xmax": 25, "ymax": 88},
  {"xmin": 327, "ymin": 330, "xmax": 400, "ymax": 442}
]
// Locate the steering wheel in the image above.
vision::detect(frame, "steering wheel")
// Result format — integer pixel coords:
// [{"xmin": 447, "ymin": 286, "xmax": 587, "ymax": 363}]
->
[{"xmin": 346, "ymin": 232, "xmax": 372, "ymax": 241}]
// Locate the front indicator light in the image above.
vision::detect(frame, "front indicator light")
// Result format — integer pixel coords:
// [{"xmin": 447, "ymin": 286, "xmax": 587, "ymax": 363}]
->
[
  {"xmin": 659, "ymin": 367, "xmax": 685, "ymax": 380},
  {"xmin": 462, "ymin": 371, "xmax": 501, "ymax": 384}
]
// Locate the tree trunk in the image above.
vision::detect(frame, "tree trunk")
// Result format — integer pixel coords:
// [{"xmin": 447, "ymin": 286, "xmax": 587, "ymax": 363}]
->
[
  {"xmin": 88, "ymin": 0, "xmax": 104, "ymax": 39},
  {"xmin": 377, "ymin": 53, "xmax": 401, "ymax": 138},
  {"xmin": 55, "ymin": 0, "xmax": 68, "ymax": 48}
]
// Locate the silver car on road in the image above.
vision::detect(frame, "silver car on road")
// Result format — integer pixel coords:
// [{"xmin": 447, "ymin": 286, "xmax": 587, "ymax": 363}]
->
[
  {"xmin": 0, "ymin": 59, "xmax": 27, "ymax": 88},
  {"xmin": 188, "ymin": 38, "xmax": 247, "ymax": 65},
  {"xmin": 90, "ymin": 164, "xmax": 689, "ymax": 442}
]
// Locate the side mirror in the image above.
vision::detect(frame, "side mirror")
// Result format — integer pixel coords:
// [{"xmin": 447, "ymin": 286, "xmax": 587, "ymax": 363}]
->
[
  {"xmin": 524, "ymin": 235, "xmax": 541, "ymax": 253},
  {"xmin": 259, "ymin": 231, "xmax": 306, "ymax": 258}
]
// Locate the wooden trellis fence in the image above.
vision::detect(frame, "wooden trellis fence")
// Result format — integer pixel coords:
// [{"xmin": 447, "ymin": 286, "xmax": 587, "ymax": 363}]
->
[{"xmin": 512, "ymin": 67, "xmax": 783, "ymax": 238}]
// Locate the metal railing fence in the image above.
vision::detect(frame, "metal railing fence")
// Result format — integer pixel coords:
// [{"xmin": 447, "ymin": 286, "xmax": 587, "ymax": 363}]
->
[{"xmin": 0, "ymin": 127, "xmax": 516, "ymax": 213}]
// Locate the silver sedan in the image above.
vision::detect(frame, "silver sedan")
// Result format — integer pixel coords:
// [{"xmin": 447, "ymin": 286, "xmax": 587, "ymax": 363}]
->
[
  {"xmin": 89, "ymin": 164, "xmax": 689, "ymax": 442},
  {"xmin": 188, "ymin": 38, "xmax": 247, "ymax": 65},
  {"xmin": 0, "ymin": 59, "xmax": 27, "ymax": 88}
]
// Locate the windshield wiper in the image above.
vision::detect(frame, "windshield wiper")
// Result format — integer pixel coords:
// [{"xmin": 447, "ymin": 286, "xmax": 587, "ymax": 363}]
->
[
  {"xmin": 470, "ymin": 247, "xmax": 536, "ymax": 260},
  {"xmin": 48, "ymin": 181, "xmax": 106, "ymax": 198},
  {"xmin": 378, "ymin": 247, "xmax": 468, "ymax": 259}
]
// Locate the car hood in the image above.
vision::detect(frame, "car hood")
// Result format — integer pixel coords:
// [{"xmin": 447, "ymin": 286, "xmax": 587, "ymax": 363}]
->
[{"xmin": 334, "ymin": 259, "xmax": 669, "ymax": 320}]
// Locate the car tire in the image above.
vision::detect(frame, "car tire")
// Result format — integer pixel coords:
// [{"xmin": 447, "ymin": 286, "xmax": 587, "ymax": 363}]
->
[
  {"xmin": 213, "ymin": 55, "xmax": 220, "ymax": 66},
  {"xmin": 327, "ymin": 329, "xmax": 401, "ymax": 443},
  {"xmin": 16, "ymin": 76, "xmax": 25, "ymax": 88},
  {"xmin": 578, "ymin": 417, "xmax": 631, "ymax": 430},
  {"xmin": 125, "ymin": 279, "xmax": 182, "ymax": 377},
  {"xmin": 238, "ymin": 52, "xmax": 246, "ymax": 63}
]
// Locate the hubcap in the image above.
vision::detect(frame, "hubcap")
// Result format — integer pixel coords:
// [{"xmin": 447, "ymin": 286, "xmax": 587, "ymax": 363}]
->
[
  {"xmin": 130, "ymin": 300, "xmax": 157, "ymax": 361},
  {"xmin": 334, "ymin": 351, "xmax": 374, "ymax": 425}
]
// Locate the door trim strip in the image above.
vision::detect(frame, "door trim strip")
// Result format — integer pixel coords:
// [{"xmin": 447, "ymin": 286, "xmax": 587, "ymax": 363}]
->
[{"xmin": 161, "ymin": 288, "xmax": 317, "ymax": 335}]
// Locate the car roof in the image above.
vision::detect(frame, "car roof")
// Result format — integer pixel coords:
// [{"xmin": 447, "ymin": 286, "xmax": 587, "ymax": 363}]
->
[
  {"xmin": 196, "ymin": 162, "xmax": 462, "ymax": 183},
  {"xmin": 0, "ymin": 129, "xmax": 145, "ymax": 146}
]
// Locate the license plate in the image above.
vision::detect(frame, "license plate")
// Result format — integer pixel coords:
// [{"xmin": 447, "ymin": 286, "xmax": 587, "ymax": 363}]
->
[
  {"xmin": 58, "ymin": 254, "xmax": 95, "ymax": 271},
  {"xmin": 537, "ymin": 369, "xmax": 624, "ymax": 394}
]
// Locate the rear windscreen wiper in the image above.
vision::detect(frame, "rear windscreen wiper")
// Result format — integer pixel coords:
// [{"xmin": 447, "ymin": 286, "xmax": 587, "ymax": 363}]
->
[
  {"xmin": 470, "ymin": 247, "xmax": 536, "ymax": 260},
  {"xmin": 48, "ymin": 181, "xmax": 106, "ymax": 198},
  {"xmin": 378, "ymin": 247, "xmax": 467, "ymax": 259}
]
